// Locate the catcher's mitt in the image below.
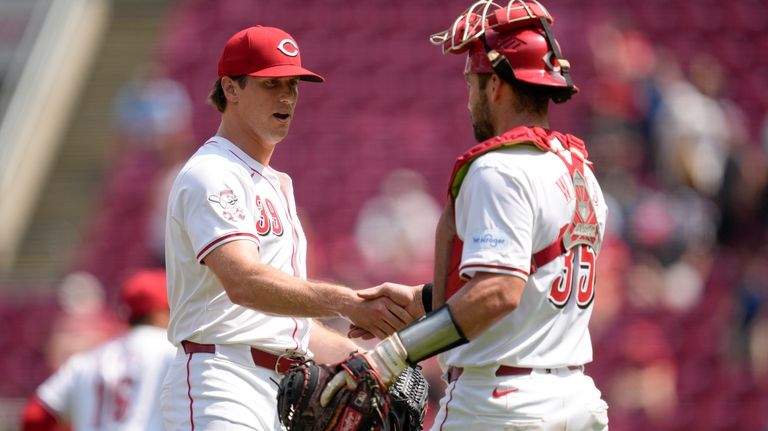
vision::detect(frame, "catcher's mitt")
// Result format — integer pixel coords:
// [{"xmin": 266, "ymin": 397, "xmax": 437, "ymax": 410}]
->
[
  {"xmin": 388, "ymin": 365, "xmax": 429, "ymax": 431},
  {"xmin": 276, "ymin": 359, "xmax": 336, "ymax": 431},
  {"xmin": 277, "ymin": 352, "xmax": 390, "ymax": 430},
  {"xmin": 277, "ymin": 353, "xmax": 429, "ymax": 431}
]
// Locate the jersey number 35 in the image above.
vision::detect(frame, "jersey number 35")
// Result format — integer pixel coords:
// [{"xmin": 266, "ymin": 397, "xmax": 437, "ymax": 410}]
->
[{"xmin": 548, "ymin": 244, "xmax": 596, "ymax": 309}]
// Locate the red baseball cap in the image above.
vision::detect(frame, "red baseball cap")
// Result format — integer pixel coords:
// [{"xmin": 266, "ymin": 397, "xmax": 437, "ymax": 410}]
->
[
  {"xmin": 119, "ymin": 269, "xmax": 169, "ymax": 319},
  {"xmin": 217, "ymin": 26, "xmax": 324, "ymax": 82}
]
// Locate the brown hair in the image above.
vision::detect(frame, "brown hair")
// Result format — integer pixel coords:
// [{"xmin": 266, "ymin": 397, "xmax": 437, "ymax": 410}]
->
[
  {"xmin": 208, "ymin": 75, "xmax": 248, "ymax": 112},
  {"xmin": 478, "ymin": 73, "xmax": 551, "ymax": 116}
]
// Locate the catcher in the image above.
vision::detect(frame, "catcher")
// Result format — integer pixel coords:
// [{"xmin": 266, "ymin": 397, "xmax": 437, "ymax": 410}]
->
[{"xmin": 278, "ymin": 0, "xmax": 610, "ymax": 430}]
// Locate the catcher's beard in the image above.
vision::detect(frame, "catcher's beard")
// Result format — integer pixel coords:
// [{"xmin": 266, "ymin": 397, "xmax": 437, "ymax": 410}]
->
[{"xmin": 471, "ymin": 90, "xmax": 495, "ymax": 142}]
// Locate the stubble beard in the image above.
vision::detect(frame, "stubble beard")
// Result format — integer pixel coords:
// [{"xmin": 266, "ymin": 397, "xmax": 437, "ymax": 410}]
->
[{"xmin": 471, "ymin": 92, "xmax": 495, "ymax": 143}]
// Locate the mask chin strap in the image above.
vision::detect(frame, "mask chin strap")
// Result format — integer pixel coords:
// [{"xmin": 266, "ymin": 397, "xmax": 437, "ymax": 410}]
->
[{"xmin": 481, "ymin": 17, "xmax": 576, "ymax": 103}]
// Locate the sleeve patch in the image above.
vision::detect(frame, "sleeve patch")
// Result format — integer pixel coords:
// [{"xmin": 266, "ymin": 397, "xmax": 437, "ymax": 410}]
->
[
  {"xmin": 208, "ymin": 189, "xmax": 245, "ymax": 221},
  {"xmin": 468, "ymin": 230, "xmax": 513, "ymax": 251}
]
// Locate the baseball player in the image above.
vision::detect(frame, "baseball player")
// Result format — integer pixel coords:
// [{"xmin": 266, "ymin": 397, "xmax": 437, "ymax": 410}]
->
[
  {"xmin": 21, "ymin": 269, "xmax": 174, "ymax": 431},
  {"xmin": 328, "ymin": 1, "xmax": 610, "ymax": 429},
  {"xmin": 159, "ymin": 25, "xmax": 415, "ymax": 430}
]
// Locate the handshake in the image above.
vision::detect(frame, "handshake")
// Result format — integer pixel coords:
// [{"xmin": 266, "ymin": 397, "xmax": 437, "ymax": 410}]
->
[{"xmin": 345, "ymin": 283, "xmax": 427, "ymax": 340}]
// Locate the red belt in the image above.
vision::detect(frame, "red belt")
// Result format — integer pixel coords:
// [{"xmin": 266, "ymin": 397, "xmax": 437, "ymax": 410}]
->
[
  {"xmin": 447, "ymin": 365, "xmax": 583, "ymax": 383},
  {"xmin": 181, "ymin": 340, "xmax": 302, "ymax": 373}
]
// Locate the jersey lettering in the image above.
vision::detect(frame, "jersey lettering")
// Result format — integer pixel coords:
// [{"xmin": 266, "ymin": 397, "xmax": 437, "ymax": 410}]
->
[
  {"xmin": 555, "ymin": 172, "xmax": 573, "ymax": 201},
  {"xmin": 547, "ymin": 245, "xmax": 596, "ymax": 309},
  {"xmin": 254, "ymin": 195, "xmax": 284, "ymax": 236}
]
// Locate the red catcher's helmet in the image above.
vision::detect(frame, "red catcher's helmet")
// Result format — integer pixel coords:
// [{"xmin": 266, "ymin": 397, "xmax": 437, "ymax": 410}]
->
[{"xmin": 430, "ymin": 0, "xmax": 577, "ymax": 103}]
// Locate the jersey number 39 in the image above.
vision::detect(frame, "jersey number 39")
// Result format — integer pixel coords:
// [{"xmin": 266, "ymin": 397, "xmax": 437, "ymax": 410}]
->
[
  {"xmin": 548, "ymin": 244, "xmax": 596, "ymax": 309},
  {"xmin": 255, "ymin": 196, "xmax": 284, "ymax": 236}
]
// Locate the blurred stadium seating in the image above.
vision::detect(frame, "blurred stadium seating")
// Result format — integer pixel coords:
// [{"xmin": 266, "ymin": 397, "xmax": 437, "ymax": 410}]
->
[{"xmin": 1, "ymin": 0, "xmax": 767, "ymax": 430}]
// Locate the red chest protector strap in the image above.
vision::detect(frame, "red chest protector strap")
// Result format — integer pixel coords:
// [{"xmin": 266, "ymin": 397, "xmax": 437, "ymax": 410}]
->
[
  {"xmin": 443, "ymin": 126, "xmax": 598, "ymax": 299},
  {"xmin": 530, "ymin": 145, "xmax": 599, "ymax": 273}
]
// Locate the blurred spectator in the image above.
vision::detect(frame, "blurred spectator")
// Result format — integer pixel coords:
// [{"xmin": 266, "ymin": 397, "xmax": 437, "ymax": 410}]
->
[
  {"xmin": 651, "ymin": 53, "xmax": 732, "ymax": 197},
  {"xmin": 587, "ymin": 21, "xmax": 657, "ymax": 121},
  {"xmin": 622, "ymin": 188, "xmax": 717, "ymax": 313},
  {"xmin": 659, "ymin": 244, "xmax": 712, "ymax": 313},
  {"xmin": 111, "ymin": 62, "xmax": 195, "ymax": 265},
  {"xmin": 353, "ymin": 169, "xmax": 441, "ymax": 284},
  {"xmin": 21, "ymin": 269, "xmax": 174, "ymax": 431},
  {"xmin": 44, "ymin": 272, "xmax": 125, "ymax": 371},
  {"xmin": 716, "ymin": 125, "xmax": 768, "ymax": 248},
  {"xmin": 586, "ymin": 21, "xmax": 658, "ymax": 181},
  {"xmin": 112, "ymin": 62, "xmax": 193, "ymax": 154}
]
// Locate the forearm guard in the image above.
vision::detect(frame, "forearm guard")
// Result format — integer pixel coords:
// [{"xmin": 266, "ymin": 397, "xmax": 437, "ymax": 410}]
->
[{"xmin": 398, "ymin": 304, "xmax": 468, "ymax": 364}]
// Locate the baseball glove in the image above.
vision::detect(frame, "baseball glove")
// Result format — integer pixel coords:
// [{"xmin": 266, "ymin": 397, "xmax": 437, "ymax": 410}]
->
[
  {"xmin": 276, "ymin": 359, "xmax": 336, "ymax": 431},
  {"xmin": 276, "ymin": 353, "xmax": 429, "ymax": 431},
  {"xmin": 387, "ymin": 365, "xmax": 429, "ymax": 431},
  {"xmin": 277, "ymin": 352, "xmax": 389, "ymax": 430}
]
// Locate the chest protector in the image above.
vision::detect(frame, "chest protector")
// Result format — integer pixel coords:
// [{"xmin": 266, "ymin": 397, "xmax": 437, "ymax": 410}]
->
[{"xmin": 443, "ymin": 126, "xmax": 601, "ymax": 299}]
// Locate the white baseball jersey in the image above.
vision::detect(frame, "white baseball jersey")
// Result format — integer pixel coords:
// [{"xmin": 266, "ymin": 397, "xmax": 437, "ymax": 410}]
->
[
  {"xmin": 441, "ymin": 142, "xmax": 607, "ymax": 369},
  {"xmin": 164, "ymin": 136, "xmax": 311, "ymax": 354},
  {"xmin": 35, "ymin": 326, "xmax": 175, "ymax": 431}
]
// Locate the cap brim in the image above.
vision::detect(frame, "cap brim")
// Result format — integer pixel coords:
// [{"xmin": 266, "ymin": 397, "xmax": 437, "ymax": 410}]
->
[{"xmin": 247, "ymin": 65, "xmax": 324, "ymax": 82}]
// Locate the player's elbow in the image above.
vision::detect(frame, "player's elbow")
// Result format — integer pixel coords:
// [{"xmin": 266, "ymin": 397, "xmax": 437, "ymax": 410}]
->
[
  {"xmin": 501, "ymin": 291, "xmax": 522, "ymax": 312},
  {"xmin": 492, "ymin": 289, "xmax": 521, "ymax": 316},
  {"xmin": 223, "ymin": 282, "xmax": 252, "ymax": 307},
  {"xmin": 486, "ymin": 275, "xmax": 525, "ymax": 315}
]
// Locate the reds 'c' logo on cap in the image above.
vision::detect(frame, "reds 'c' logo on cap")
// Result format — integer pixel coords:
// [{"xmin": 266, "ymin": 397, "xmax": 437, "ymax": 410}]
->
[{"xmin": 277, "ymin": 39, "xmax": 299, "ymax": 57}]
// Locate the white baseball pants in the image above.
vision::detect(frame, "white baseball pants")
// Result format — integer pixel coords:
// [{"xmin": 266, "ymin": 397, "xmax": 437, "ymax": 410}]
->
[
  {"xmin": 430, "ymin": 366, "xmax": 609, "ymax": 430},
  {"xmin": 160, "ymin": 345, "xmax": 284, "ymax": 431}
]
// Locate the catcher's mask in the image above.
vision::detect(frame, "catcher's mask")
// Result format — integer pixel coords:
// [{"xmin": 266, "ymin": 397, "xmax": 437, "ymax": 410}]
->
[{"xmin": 430, "ymin": 0, "xmax": 577, "ymax": 103}]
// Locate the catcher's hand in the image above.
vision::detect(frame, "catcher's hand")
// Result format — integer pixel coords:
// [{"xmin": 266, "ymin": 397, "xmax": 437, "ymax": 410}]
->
[{"xmin": 277, "ymin": 352, "xmax": 390, "ymax": 431}]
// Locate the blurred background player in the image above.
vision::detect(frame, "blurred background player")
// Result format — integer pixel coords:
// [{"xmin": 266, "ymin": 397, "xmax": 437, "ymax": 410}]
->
[
  {"xmin": 159, "ymin": 25, "xmax": 415, "ymax": 431},
  {"xmin": 20, "ymin": 269, "xmax": 173, "ymax": 431}
]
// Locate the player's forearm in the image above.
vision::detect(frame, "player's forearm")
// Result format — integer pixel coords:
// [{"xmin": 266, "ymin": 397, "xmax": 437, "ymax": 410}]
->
[
  {"xmin": 364, "ymin": 272, "xmax": 524, "ymax": 384},
  {"xmin": 309, "ymin": 320, "xmax": 361, "ymax": 362},
  {"xmin": 226, "ymin": 263, "xmax": 359, "ymax": 318},
  {"xmin": 206, "ymin": 240, "xmax": 358, "ymax": 318},
  {"xmin": 446, "ymin": 272, "xmax": 525, "ymax": 339}
]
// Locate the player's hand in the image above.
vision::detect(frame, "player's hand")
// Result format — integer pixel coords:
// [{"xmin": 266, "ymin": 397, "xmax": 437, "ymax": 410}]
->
[
  {"xmin": 320, "ymin": 341, "xmax": 405, "ymax": 407},
  {"xmin": 344, "ymin": 294, "xmax": 414, "ymax": 340},
  {"xmin": 348, "ymin": 283, "xmax": 424, "ymax": 339},
  {"xmin": 359, "ymin": 283, "xmax": 426, "ymax": 318}
]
